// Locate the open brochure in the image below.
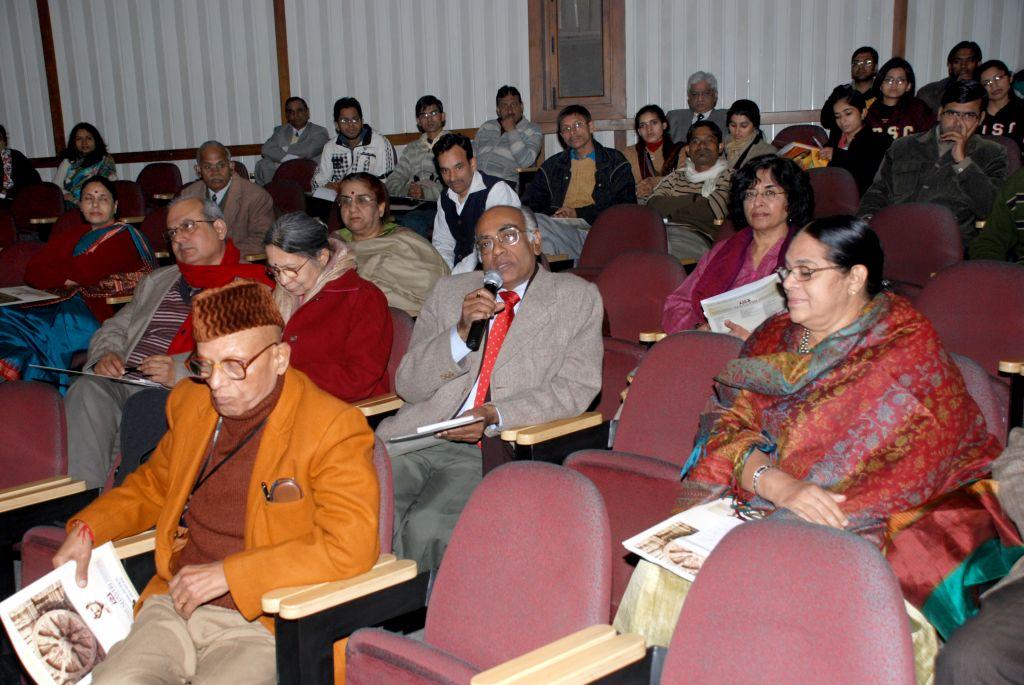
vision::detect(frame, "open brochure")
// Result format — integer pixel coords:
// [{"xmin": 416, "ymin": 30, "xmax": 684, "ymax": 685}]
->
[
  {"xmin": 0, "ymin": 286, "xmax": 58, "ymax": 307},
  {"xmin": 28, "ymin": 366, "xmax": 163, "ymax": 389},
  {"xmin": 777, "ymin": 142, "xmax": 829, "ymax": 170},
  {"xmin": 1, "ymin": 542, "xmax": 138, "ymax": 685},
  {"xmin": 700, "ymin": 272, "xmax": 786, "ymax": 335},
  {"xmin": 622, "ymin": 498, "xmax": 755, "ymax": 582}
]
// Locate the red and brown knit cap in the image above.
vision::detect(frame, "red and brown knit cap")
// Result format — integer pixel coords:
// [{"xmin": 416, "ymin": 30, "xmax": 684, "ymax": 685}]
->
[{"xmin": 191, "ymin": 279, "xmax": 284, "ymax": 343}]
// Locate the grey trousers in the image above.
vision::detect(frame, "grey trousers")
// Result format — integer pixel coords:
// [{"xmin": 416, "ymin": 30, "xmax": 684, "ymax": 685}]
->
[
  {"xmin": 935, "ymin": 574, "xmax": 1024, "ymax": 684},
  {"xmin": 390, "ymin": 441, "xmax": 482, "ymax": 571},
  {"xmin": 64, "ymin": 375, "xmax": 142, "ymax": 489},
  {"xmin": 665, "ymin": 224, "xmax": 713, "ymax": 262},
  {"xmin": 535, "ymin": 214, "xmax": 589, "ymax": 263}
]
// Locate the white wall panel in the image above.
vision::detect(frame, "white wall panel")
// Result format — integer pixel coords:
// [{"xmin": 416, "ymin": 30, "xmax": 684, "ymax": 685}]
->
[
  {"xmin": 47, "ymin": 0, "xmax": 279, "ymax": 182},
  {"xmin": 0, "ymin": 1, "xmax": 54, "ymax": 158},
  {"xmin": 906, "ymin": 0, "xmax": 1024, "ymax": 87},
  {"xmin": 285, "ymin": 0, "xmax": 531, "ymax": 140}
]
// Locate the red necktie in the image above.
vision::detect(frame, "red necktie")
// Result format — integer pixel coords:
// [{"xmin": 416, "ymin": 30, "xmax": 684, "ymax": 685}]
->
[{"xmin": 473, "ymin": 290, "xmax": 520, "ymax": 408}]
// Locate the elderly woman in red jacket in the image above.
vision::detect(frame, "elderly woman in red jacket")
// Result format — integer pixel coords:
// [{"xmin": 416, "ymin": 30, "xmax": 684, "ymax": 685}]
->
[{"xmin": 263, "ymin": 211, "xmax": 392, "ymax": 402}]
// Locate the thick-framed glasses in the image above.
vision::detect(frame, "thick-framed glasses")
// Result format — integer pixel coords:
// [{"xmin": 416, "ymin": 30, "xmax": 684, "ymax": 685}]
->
[
  {"xmin": 559, "ymin": 120, "xmax": 588, "ymax": 135},
  {"xmin": 417, "ymin": 110, "xmax": 443, "ymax": 119},
  {"xmin": 940, "ymin": 109, "xmax": 980, "ymax": 122},
  {"xmin": 186, "ymin": 342, "xmax": 277, "ymax": 381},
  {"xmin": 339, "ymin": 194, "xmax": 377, "ymax": 207},
  {"xmin": 688, "ymin": 90, "xmax": 714, "ymax": 99},
  {"xmin": 741, "ymin": 189, "xmax": 786, "ymax": 203},
  {"xmin": 475, "ymin": 225, "xmax": 528, "ymax": 254},
  {"xmin": 265, "ymin": 257, "xmax": 310, "ymax": 281},
  {"xmin": 852, "ymin": 59, "xmax": 875, "ymax": 67},
  {"xmin": 164, "ymin": 219, "xmax": 215, "ymax": 242},
  {"xmin": 882, "ymin": 76, "xmax": 908, "ymax": 86},
  {"xmin": 776, "ymin": 265, "xmax": 844, "ymax": 282},
  {"xmin": 337, "ymin": 117, "xmax": 362, "ymax": 125},
  {"xmin": 981, "ymin": 74, "xmax": 1007, "ymax": 89}
]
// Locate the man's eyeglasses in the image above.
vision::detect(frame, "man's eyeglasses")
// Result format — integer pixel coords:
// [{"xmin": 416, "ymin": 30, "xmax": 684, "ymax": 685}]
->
[
  {"xmin": 339, "ymin": 194, "xmax": 377, "ymax": 207},
  {"xmin": 688, "ymin": 90, "xmax": 714, "ymax": 99},
  {"xmin": 164, "ymin": 219, "xmax": 215, "ymax": 242},
  {"xmin": 199, "ymin": 161, "xmax": 230, "ymax": 172},
  {"xmin": 940, "ymin": 109, "xmax": 981, "ymax": 122},
  {"xmin": 337, "ymin": 117, "xmax": 362, "ymax": 125},
  {"xmin": 982, "ymin": 74, "xmax": 1006, "ymax": 89},
  {"xmin": 417, "ymin": 110, "xmax": 442, "ymax": 119},
  {"xmin": 475, "ymin": 225, "xmax": 529, "ymax": 254},
  {"xmin": 882, "ymin": 76, "xmax": 908, "ymax": 86},
  {"xmin": 852, "ymin": 59, "xmax": 875, "ymax": 67},
  {"xmin": 559, "ymin": 120, "xmax": 588, "ymax": 135},
  {"xmin": 265, "ymin": 257, "xmax": 310, "ymax": 281},
  {"xmin": 186, "ymin": 343, "xmax": 277, "ymax": 381},
  {"xmin": 741, "ymin": 189, "xmax": 786, "ymax": 203},
  {"xmin": 776, "ymin": 265, "xmax": 843, "ymax": 282}
]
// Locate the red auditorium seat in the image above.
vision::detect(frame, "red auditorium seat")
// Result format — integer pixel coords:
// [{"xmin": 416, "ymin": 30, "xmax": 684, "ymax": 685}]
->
[
  {"xmin": 273, "ymin": 158, "xmax": 318, "ymax": 192},
  {"xmin": 0, "ymin": 241, "xmax": 45, "ymax": 286},
  {"xmin": 138, "ymin": 205, "xmax": 170, "ymax": 256},
  {"xmin": 136, "ymin": 162, "xmax": 183, "ymax": 207},
  {"xmin": 344, "ymin": 462, "xmax": 611, "ymax": 684},
  {"xmin": 771, "ymin": 124, "xmax": 829, "ymax": 149},
  {"xmin": 113, "ymin": 180, "xmax": 148, "ymax": 222},
  {"xmin": 265, "ymin": 178, "xmax": 307, "ymax": 215},
  {"xmin": 871, "ymin": 203, "xmax": 962, "ymax": 299},
  {"xmin": 596, "ymin": 250, "xmax": 685, "ymax": 343},
  {"xmin": 11, "ymin": 182, "xmax": 64, "ymax": 239},
  {"xmin": 807, "ymin": 166, "xmax": 860, "ymax": 216},
  {"xmin": 983, "ymin": 135, "xmax": 1021, "ymax": 175},
  {"xmin": 571, "ymin": 205, "xmax": 667, "ymax": 281},
  {"xmin": 232, "ymin": 159, "xmax": 250, "ymax": 180},
  {"xmin": 0, "ymin": 206, "xmax": 16, "ymax": 248},
  {"xmin": 0, "ymin": 381, "xmax": 67, "ymax": 489}
]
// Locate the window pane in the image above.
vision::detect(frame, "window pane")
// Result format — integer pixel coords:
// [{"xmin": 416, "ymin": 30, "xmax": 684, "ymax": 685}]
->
[{"xmin": 557, "ymin": 0, "xmax": 604, "ymax": 98}]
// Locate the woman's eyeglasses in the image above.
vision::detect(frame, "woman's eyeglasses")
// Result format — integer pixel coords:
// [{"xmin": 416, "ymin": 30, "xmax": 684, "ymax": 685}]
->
[
  {"xmin": 339, "ymin": 194, "xmax": 377, "ymax": 207},
  {"xmin": 265, "ymin": 257, "xmax": 310, "ymax": 281},
  {"xmin": 776, "ymin": 265, "xmax": 843, "ymax": 281}
]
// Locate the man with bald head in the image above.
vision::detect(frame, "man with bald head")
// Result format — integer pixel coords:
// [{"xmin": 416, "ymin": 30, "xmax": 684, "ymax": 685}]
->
[
  {"xmin": 55, "ymin": 280, "xmax": 378, "ymax": 683},
  {"xmin": 377, "ymin": 204, "xmax": 603, "ymax": 569},
  {"xmin": 179, "ymin": 140, "xmax": 275, "ymax": 255},
  {"xmin": 64, "ymin": 197, "xmax": 271, "ymax": 488}
]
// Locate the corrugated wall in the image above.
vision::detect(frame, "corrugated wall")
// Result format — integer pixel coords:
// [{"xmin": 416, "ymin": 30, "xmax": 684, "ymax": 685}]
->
[{"xmin": 0, "ymin": 1, "xmax": 54, "ymax": 158}]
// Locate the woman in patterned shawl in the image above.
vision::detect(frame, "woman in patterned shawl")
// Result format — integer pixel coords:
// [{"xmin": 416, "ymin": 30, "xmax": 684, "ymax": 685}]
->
[{"xmin": 52, "ymin": 122, "xmax": 117, "ymax": 205}]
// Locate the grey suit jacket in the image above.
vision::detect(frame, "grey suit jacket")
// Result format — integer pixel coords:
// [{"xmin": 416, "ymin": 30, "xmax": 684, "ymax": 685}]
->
[
  {"xmin": 377, "ymin": 266, "xmax": 604, "ymax": 455},
  {"xmin": 85, "ymin": 265, "xmax": 191, "ymax": 379},
  {"xmin": 261, "ymin": 123, "xmax": 330, "ymax": 164},
  {"xmin": 180, "ymin": 174, "xmax": 275, "ymax": 255},
  {"xmin": 666, "ymin": 108, "xmax": 728, "ymax": 140},
  {"xmin": 988, "ymin": 428, "xmax": 1024, "ymax": 595}
]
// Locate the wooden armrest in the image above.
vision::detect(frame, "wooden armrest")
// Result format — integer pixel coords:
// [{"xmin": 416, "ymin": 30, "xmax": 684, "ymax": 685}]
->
[
  {"xmin": 113, "ymin": 530, "xmax": 156, "ymax": 559},
  {"xmin": 976, "ymin": 220, "xmax": 987, "ymax": 230},
  {"xmin": 500, "ymin": 412, "xmax": 602, "ymax": 445},
  {"xmin": 154, "ymin": 250, "xmax": 170, "ymax": 259},
  {"xmin": 546, "ymin": 254, "xmax": 571, "ymax": 263},
  {"xmin": 29, "ymin": 217, "xmax": 58, "ymax": 225},
  {"xmin": 516, "ymin": 166, "xmax": 540, "ymax": 174},
  {"xmin": 244, "ymin": 253, "xmax": 266, "ymax": 263},
  {"xmin": 999, "ymin": 358, "xmax": 1024, "ymax": 374},
  {"xmin": 273, "ymin": 557, "xmax": 418, "ymax": 620},
  {"xmin": 0, "ymin": 477, "xmax": 87, "ymax": 513},
  {"xmin": 354, "ymin": 393, "xmax": 404, "ymax": 417},
  {"xmin": 152, "ymin": 193, "xmax": 175, "ymax": 200},
  {"xmin": 471, "ymin": 625, "xmax": 646, "ymax": 685},
  {"xmin": 121, "ymin": 215, "xmax": 146, "ymax": 224},
  {"xmin": 679, "ymin": 258, "xmax": 697, "ymax": 266},
  {"xmin": 261, "ymin": 553, "xmax": 396, "ymax": 614},
  {"xmin": 639, "ymin": 330, "xmax": 667, "ymax": 343},
  {"xmin": 106, "ymin": 295, "xmax": 134, "ymax": 305},
  {"xmin": 713, "ymin": 218, "xmax": 725, "ymax": 226}
]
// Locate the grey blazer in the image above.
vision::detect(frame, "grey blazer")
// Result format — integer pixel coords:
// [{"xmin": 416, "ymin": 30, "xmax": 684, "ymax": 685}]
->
[
  {"xmin": 377, "ymin": 266, "xmax": 604, "ymax": 455},
  {"xmin": 85, "ymin": 265, "xmax": 191, "ymax": 379},
  {"xmin": 256, "ymin": 123, "xmax": 331, "ymax": 184},
  {"xmin": 988, "ymin": 428, "xmax": 1024, "ymax": 595},
  {"xmin": 666, "ymin": 108, "xmax": 728, "ymax": 141}
]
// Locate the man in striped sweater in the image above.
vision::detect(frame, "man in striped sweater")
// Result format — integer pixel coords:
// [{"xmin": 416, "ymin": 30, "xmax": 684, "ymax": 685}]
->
[{"xmin": 645, "ymin": 120, "xmax": 733, "ymax": 261}]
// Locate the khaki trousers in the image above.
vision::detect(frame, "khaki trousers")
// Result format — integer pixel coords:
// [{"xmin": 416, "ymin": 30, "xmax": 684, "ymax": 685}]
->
[{"xmin": 90, "ymin": 594, "xmax": 276, "ymax": 684}]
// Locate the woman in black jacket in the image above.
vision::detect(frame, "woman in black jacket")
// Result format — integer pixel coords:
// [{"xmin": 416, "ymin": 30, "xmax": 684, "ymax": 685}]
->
[{"xmin": 821, "ymin": 87, "xmax": 893, "ymax": 194}]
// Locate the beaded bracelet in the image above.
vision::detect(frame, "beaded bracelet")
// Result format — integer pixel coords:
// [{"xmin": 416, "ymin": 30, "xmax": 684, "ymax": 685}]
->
[{"xmin": 751, "ymin": 463, "xmax": 776, "ymax": 498}]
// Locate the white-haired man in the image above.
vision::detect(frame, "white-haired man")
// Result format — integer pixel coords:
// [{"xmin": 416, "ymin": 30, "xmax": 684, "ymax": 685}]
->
[{"xmin": 667, "ymin": 71, "xmax": 728, "ymax": 140}]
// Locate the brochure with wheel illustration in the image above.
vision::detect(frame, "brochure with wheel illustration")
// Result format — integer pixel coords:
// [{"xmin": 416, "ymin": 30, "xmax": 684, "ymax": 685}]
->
[
  {"xmin": 622, "ymin": 499, "xmax": 756, "ymax": 582},
  {"xmin": 0, "ymin": 542, "xmax": 137, "ymax": 684}
]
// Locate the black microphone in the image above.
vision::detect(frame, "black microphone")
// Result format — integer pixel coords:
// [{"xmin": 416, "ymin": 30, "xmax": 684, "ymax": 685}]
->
[{"xmin": 465, "ymin": 270, "xmax": 504, "ymax": 352}]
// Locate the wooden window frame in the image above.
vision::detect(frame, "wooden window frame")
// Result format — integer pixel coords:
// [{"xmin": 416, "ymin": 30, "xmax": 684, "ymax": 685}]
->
[{"xmin": 528, "ymin": 0, "xmax": 626, "ymax": 125}]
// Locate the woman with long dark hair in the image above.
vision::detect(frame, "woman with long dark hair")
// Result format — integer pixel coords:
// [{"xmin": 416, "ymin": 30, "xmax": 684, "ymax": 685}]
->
[
  {"xmin": 52, "ymin": 122, "xmax": 117, "ymax": 204},
  {"xmin": 624, "ymin": 105, "xmax": 685, "ymax": 199}
]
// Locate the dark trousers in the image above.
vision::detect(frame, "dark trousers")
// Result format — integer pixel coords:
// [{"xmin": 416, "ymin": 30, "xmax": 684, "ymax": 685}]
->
[{"xmin": 116, "ymin": 387, "xmax": 170, "ymax": 486}]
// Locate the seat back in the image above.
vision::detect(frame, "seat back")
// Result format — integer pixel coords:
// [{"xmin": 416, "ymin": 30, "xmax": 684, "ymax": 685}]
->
[
  {"xmin": 712, "ymin": 217, "xmax": 737, "ymax": 244},
  {"xmin": 983, "ymin": 135, "xmax": 1021, "ymax": 175},
  {"xmin": 264, "ymin": 178, "xmax": 306, "ymax": 215},
  {"xmin": 771, "ymin": 124, "xmax": 829, "ymax": 149},
  {"xmin": 915, "ymin": 261, "xmax": 1024, "ymax": 381},
  {"xmin": 597, "ymin": 338, "xmax": 647, "ymax": 421},
  {"xmin": 232, "ymin": 160, "xmax": 249, "ymax": 180},
  {"xmin": 424, "ymin": 462, "xmax": 610, "ymax": 669},
  {"xmin": 0, "ymin": 240, "xmax": 45, "ymax": 286},
  {"xmin": 136, "ymin": 162, "xmax": 183, "ymax": 200},
  {"xmin": 871, "ymin": 203, "xmax": 962, "ymax": 298},
  {"xmin": 615, "ymin": 331, "xmax": 742, "ymax": 464},
  {"xmin": 113, "ymin": 180, "xmax": 148, "ymax": 220},
  {"xmin": 138, "ymin": 205, "xmax": 170, "ymax": 255},
  {"xmin": 273, "ymin": 158, "xmax": 318, "ymax": 192},
  {"xmin": 807, "ymin": 166, "xmax": 860, "ymax": 217},
  {"xmin": 577, "ymin": 205, "xmax": 667, "ymax": 272},
  {"xmin": 662, "ymin": 519, "xmax": 915, "ymax": 685},
  {"xmin": 11, "ymin": 182, "xmax": 64, "ymax": 232},
  {"xmin": 953, "ymin": 353, "xmax": 1009, "ymax": 446},
  {"xmin": 387, "ymin": 307, "xmax": 415, "ymax": 389},
  {"xmin": 596, "ymin": 250, "xmax": 686, "ymax": 342},
  {"xmin": 0, "ymin": 206, "xmax": 17, "ymax": 248},
  {"xmin": 0, "ymin": 381, "xmax": 68, "ymax": 488}
]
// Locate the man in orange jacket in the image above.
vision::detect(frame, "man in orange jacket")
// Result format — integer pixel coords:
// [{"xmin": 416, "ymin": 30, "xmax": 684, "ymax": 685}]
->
[{"xmin": 53, "ymin": 279, "xmax": 379, "ymax": 684}]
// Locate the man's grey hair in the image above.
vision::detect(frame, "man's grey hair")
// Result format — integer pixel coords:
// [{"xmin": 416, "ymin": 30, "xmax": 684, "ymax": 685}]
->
[
  {"xmin": 196, "ymin": 140, "xmax": 231, "ymax": 164},
  {"xmin": 168, "ymin": 195, "xmax": 225, "ymax": 222},
  {"xmin": 687, "ymin": 71, "xmax": 718, "ymax": 92}
]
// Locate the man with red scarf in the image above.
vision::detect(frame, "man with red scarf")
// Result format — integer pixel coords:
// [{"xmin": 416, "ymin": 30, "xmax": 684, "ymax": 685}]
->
[{"xmin": 65, "ymin": 197, "xmax": 270, "ymax": 489}]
